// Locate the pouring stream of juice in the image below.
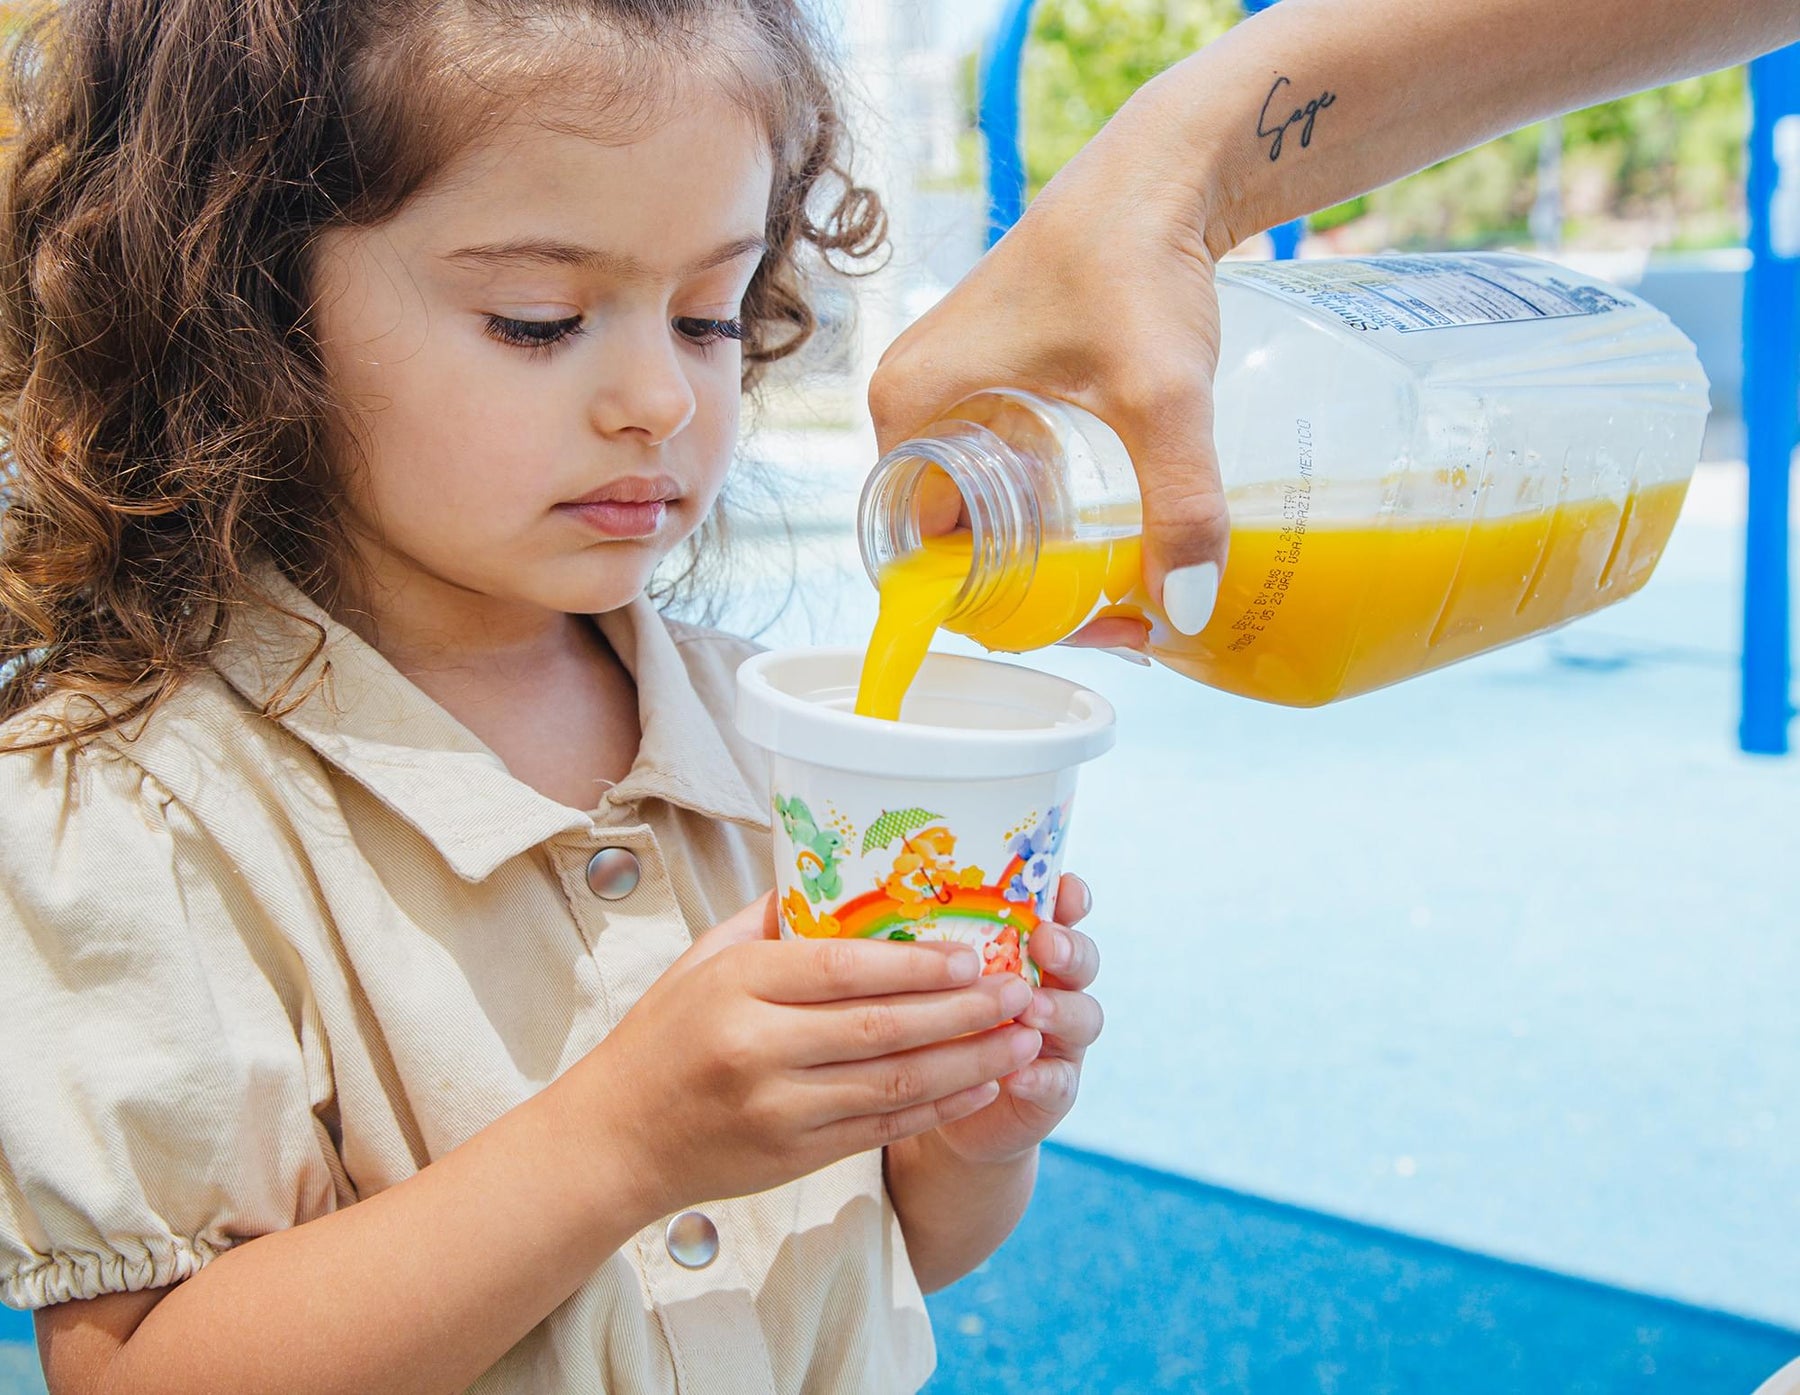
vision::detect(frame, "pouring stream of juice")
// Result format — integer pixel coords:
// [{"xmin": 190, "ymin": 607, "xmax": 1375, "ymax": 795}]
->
[{"xmin": 854, "ymin": 477, "xmax": 1690, "ymax": 721}]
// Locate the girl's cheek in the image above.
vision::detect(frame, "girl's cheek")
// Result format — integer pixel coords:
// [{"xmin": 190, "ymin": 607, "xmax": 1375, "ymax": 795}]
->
[{"xmin": 699, "ymin": 379, "xmax": 744, "ymax": 482}]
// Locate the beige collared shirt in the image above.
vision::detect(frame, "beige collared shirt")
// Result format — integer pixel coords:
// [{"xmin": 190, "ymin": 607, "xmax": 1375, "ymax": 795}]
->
[
  {"xmin": 1758, "ymin": 1360, "xmax": 1800, "ymax": 1395},
  {"xmin": 0, "ymin": 568, "xmax": 936, "ymax": 1393}
]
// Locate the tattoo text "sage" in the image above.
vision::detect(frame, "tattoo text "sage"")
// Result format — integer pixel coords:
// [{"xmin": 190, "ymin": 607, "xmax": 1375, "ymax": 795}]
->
[{"xmin": 1257, "ymin": 76, "xmax": 1336, "ymax": 162}]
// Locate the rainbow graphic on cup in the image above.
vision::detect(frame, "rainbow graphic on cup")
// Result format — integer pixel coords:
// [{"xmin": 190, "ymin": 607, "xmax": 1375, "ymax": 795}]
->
[{"xmin": 772, "ymin": 795, "xmax": 1071, "ymax": 985}]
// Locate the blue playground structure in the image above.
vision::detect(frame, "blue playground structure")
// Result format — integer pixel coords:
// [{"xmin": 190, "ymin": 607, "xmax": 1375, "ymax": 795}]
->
[
  {"xmin": 978, "ymin": 4, "xmax": 1798, "ymax": 755},
  {"xmin": 1742, "ymin": 47, "xmax": 1799, "ymax": 754}
]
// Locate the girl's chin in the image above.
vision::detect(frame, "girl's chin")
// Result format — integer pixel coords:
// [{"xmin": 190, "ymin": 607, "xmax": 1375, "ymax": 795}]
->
[
  {"xmin": 540, "ymin": 546, "xmax": 672, "ymax": 615},
  {"xmin": 427, "ymin": 518, "xmax": 701, "ymax": 617}
]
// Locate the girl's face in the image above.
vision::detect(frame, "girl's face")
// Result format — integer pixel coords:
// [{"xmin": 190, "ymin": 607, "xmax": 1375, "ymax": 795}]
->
[{"xmin": 309, "ymin": 82, "xmax": 773, "ymax": 622}]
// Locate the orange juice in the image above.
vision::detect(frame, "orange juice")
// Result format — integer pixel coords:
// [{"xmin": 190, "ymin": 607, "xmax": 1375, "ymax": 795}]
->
[
  {"xmin": 856, "ymin": 537, "xmax": 966, "ymax": 719},
  {"xmin": 855, "ymin": 478, "xmax": 1690, "ymax": 716},
  {"xmin": 856, "ymin": 533, "xmax": 1140, "ymax": 719}
]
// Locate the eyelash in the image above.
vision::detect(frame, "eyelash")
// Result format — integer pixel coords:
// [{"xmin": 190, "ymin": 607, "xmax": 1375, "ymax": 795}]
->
[
  {"xmin": 483, "ymin": 314, "xmax": 746, "ymax": 356},
  {"xmin": 675, "ymin": 316, "xmax": 745, "ymax": 348}
]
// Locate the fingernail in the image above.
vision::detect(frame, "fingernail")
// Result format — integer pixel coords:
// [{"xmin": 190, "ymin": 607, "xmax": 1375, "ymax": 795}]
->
[
  {"xmin": 1011, "ymin": 1062, "xmax": 1063, "ymax": 1103},
  {"xmin": 949, "ymin": 949, "xmax": 980, "ymax": 982},
  {"xmin": 1035, "ymin": 927, "xmax": 1067, "ymax": 970},
  {"xmin": 1070, "ymin": 876, "xmax": 1093, "ymax": 921},
  {"xmin": 1000, "ymin": 977, "xmax": 1033, "ymax": 1016},
  {"xmin": 1101, "ymin": 646, "xmax": 1153, "ymax": 668},
  {"xmin": 1163, "ymin": 561, "xmax": 1220, "ymax": 636}
]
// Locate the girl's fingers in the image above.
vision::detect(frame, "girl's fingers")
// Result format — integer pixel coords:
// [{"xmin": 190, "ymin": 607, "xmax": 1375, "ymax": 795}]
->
[
  {"xmin": 1006, "ymin": 1057, "xmax": 1082, "ymax": 1112},
  {"xmin": 824, "ymin": 1077, "xmax": 1003, "ymax": 1156},
  {"xmin": 1017, "ymin": 986, "xmax": 1103, "ymax": 1052},
  {"xmin": 788, "ymin": 975, "xmax": 1034, "ymax": 1067},
  {"xmin": 805, "ymin": 1023, "xmax": 1043, "ymax": 1124},
  {"xmin": 1052, "ymin": 874, "xmax": 1093, "ymax": 927},
  {"xmin": 1029, "ymin": 921, "xmax": 1100, "ymax": 989},
  {"xmin": 743, "ymin": 936, "xmax": 985, "ymax": 1005}
]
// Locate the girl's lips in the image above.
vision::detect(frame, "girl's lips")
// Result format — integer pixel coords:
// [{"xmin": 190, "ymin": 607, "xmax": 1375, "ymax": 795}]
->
[{"xmin": 556, "ymin": 499, "xmax": 668, "ymax": 539}]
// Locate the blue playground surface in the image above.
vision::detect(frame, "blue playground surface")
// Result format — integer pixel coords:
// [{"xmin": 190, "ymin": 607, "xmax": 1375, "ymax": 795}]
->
[{"xmin": 924, "ymin": 1142, "xmax": 1799, "ymax": 1394}]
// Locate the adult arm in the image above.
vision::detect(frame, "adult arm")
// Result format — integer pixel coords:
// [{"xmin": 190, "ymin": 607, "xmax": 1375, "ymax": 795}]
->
[{"xmin": 1161, "ymin": 0, "xmax": 1796, "ymax": 254}]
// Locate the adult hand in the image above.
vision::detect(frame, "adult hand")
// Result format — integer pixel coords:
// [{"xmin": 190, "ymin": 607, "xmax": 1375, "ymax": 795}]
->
[{"xmin": 869, "ymin": 97, "xmax": 1231, "ymax": 648}]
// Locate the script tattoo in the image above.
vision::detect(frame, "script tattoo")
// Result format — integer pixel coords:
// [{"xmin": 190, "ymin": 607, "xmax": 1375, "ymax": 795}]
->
[{"xmin": 1257, "ymin": 75, "xmax": 1336, "ymax": 161}]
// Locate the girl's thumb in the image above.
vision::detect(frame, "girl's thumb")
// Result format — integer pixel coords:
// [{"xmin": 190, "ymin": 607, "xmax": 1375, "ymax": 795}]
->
[{"xmin": 683, "ymin": 892, "xmax": 781, "ymax": 966}]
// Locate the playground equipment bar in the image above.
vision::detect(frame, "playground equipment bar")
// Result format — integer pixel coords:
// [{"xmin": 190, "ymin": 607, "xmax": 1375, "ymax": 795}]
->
[{"xmin": 1741, "ymin": 46, "xmax": 1799, "ymax": 756}]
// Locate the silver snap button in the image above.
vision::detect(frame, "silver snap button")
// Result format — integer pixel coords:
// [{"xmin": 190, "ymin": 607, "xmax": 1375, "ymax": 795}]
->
[
  {"xmin": 585, "ymin": 846, "xmax": 641, "ymax": 900},
  {"xmin": 665, "ymin": 1210, "xmax": 719, "ymax": 1269}
]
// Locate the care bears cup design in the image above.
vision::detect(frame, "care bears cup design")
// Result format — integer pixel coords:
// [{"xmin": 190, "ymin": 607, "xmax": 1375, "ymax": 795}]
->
[
  {"xmin": 735, "ymin": 648, "xmax": 1116, "ymax": 992},
  {"xmin": 772, "ymin": 793, "xmax": 1073, "ymax": 986}
]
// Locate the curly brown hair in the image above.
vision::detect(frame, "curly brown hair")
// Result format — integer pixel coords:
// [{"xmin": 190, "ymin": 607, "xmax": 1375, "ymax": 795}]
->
[{"xmin": 0, "ymin": 0, "xmax": 884, "ymax": 746}]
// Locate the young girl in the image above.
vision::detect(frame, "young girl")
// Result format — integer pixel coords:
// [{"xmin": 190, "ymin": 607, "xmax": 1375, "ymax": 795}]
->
[{"xmin": 0, "ymin": 2, "xmax": 1105, "ymax": 1392}]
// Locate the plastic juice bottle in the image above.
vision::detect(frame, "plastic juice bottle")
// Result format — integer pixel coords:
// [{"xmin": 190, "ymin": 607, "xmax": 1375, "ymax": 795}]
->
[{"xmin": 855, "ymin": 252, "xmax": 1710, "ymax": 720}]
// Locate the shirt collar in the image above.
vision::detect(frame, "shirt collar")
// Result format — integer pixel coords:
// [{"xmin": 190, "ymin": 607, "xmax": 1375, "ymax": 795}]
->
[{"xmin": 210, "ymin": 563, "xmax": 766, "ymax": 882}]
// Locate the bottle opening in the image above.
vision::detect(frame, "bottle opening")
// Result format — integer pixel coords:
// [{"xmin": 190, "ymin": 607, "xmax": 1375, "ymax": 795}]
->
[
  {"xmin": 859, "ymin": 451, "xmax": 972, "ymax": 620},
  {"xmin": 858, "ymin": 428, "xmax": 1039, "ymax": 627}
]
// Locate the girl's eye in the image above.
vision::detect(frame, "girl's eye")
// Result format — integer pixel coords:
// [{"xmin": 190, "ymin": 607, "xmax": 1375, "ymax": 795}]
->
[
  {"xmin": 674, "ymin": 317, "xmax": 745, "ymax": 348},
  {"xmin": 486, "ymin": 314, "xmax": 584, "ymax": 353}
]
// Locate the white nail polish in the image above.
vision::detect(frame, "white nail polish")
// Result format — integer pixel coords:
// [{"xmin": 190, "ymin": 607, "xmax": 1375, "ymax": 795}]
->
[
  {"xmin": 1163, "ymin": 561, "xmax": 1221, "ymax": 636},
  {"xmin": 1101, "ymin": 646, "xmax": 1153, "ymax": 668}
]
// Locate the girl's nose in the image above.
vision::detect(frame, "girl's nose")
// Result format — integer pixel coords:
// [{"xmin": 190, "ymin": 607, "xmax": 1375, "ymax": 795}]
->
[{"xmin": 588, "ymin": 326, "xmax": 698, "ymax": 445}]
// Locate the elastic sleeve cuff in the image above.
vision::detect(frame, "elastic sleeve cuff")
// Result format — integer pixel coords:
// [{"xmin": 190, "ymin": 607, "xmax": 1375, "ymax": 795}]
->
[{"xmin": 2, "ymin": 1234, "xmax": 225, "ymax": 1310}]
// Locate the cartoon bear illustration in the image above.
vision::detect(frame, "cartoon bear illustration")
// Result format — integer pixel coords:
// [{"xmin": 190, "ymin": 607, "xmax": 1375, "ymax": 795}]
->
[{"xmin": 775, "ymin": 794, "xmax": 845, "ymax": 903}]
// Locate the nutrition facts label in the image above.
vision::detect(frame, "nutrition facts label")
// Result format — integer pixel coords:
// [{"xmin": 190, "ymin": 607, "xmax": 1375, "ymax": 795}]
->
[{"xmin": 1228, "ymin": 255, "xmax": 1632, "ymax": 334}]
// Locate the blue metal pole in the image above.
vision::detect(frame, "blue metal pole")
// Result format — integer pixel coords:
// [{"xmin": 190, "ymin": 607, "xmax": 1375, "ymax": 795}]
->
[
  {"xmin": 1267, "ymin": 219, "xmax": 1305, "ymax": 259},
  {"xmin": 1741, "ymin": 47, "xmax": 1800, "ymax": 756},
  {"xmin": 978, "ymin": 0, "xmax": 1038, "ymax": 246}
]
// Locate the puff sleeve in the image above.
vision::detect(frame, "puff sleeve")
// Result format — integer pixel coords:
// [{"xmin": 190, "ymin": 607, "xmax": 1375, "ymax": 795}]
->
[{"xmin": 0, "ymin": 739, "xmax": 342, "ymax": 1309}]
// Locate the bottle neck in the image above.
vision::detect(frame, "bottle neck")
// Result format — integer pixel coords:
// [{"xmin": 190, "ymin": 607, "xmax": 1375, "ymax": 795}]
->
[{"xmin": 858, "ymin": 421, "xmax": 1043, "ymax": 625}]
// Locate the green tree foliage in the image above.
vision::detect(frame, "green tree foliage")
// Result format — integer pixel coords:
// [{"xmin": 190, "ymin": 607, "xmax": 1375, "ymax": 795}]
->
[
  {"xmin": 1021, "ymin": 0, "xmax": 1239, "ymax": 188},
  {"xmin": 1007, "ymin": 0, "xmax": 1748, "ymax": 250}
]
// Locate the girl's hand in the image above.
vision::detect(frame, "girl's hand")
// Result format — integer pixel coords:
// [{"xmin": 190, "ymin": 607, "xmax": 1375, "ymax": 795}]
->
[
  {"xmin": 555, "ymin": 895, "xmax": 1042, "ymax": 1220},
  {"xmin": 924, "ymin": 873, "xmax": 1103, "ymax": 1167}
]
